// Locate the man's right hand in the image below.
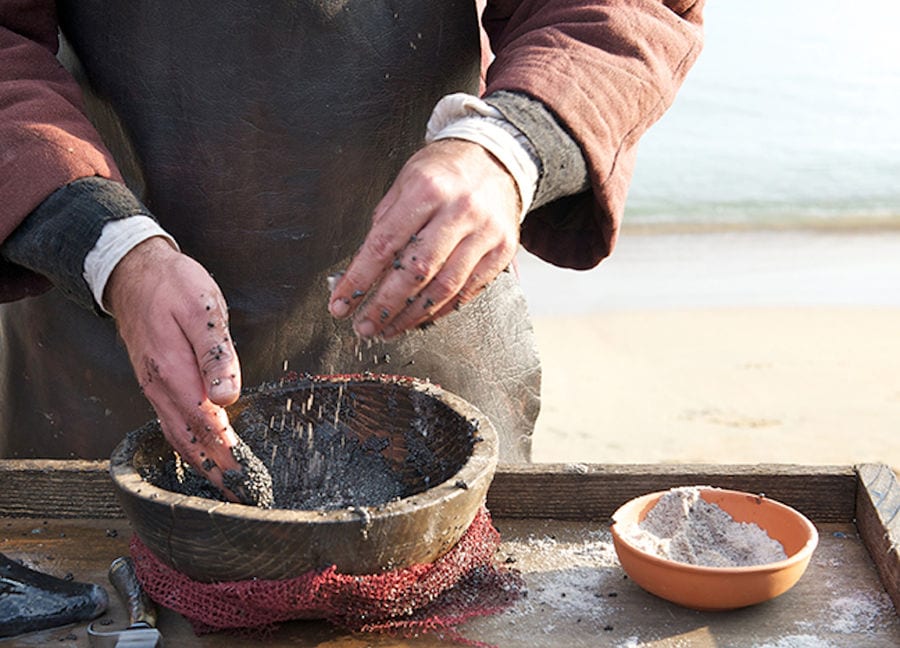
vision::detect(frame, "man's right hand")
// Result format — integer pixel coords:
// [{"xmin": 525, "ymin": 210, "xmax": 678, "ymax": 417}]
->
[{"xmin": 105, "ymin": 237, "xmax": 245, "ymax": 499}]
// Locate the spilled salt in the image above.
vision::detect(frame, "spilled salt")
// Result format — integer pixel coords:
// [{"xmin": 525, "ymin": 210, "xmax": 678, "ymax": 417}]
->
[
  {"xmin": 499, "ymin": 529, "xmax": 621, "ymax": 622},
  {"xmin": 752, "ymin": 636, "xmax": 835, "ymax": 648},
  {"xmin": 802, "ymin": 590, "xmax": 896, "ymax": 635},
  {"xmin": 621, "ymin": 486, "xmax": 787, "ymax": 567}
]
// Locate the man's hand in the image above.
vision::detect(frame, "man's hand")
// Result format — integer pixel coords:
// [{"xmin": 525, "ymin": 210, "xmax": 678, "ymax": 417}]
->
[
  {"xmin": 105, "ymin": 237, "xmax": 244, "ymax": 498},
  {"xmin": 328, "ymin": 139, "xmax": 520, "ymax": 339}
]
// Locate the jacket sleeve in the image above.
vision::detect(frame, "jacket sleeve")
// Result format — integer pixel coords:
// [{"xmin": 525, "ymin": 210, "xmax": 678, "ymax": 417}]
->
[
  {"xmin": 0, "ymin": 0, "xmax": 123, "ymax": 301},
  {"xmin": 482, "ymin": 0, "xmax": 705, "ymax": 269}
]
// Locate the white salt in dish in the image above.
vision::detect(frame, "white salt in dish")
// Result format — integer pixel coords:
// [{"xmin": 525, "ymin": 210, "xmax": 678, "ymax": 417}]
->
[
  {"xmin": 610, "ymin": 486, "xmax": 818, "ymax": 611},
  {"xmin": 620, "ymin": 486, "xmax": 788, "ymax": 568}
]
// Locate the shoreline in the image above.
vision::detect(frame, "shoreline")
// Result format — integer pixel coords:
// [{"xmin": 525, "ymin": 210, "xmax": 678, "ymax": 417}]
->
[
  {"xmin": 515, "ymin": 227, "xmax": 900, "ymax": 316},
  {"xmin": 618, "ymin": 215, "xmax": 900, "ymax": 237}
]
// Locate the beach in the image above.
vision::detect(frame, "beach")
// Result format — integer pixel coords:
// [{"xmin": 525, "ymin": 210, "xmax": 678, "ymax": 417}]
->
[
  {"xmin": 519, "ymin": 227, "xmax": 900, "ymax": 471},
  {"xmin": 531, "ymin": 0, "xmax": 900, "ymax": 473}
]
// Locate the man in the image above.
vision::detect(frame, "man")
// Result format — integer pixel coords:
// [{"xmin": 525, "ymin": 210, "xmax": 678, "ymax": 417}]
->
[{"xmin": 0, "ymin": 1, "xmax": 704, "ymax": 497}]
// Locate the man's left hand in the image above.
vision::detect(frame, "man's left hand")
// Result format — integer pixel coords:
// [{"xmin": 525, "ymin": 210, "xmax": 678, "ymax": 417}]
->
[{"xmin": 328, "ymin": 138, "xmax": 520, "ymax": 339}]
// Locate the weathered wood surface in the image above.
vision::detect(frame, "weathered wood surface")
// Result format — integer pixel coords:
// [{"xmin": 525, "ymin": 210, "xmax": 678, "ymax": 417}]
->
[
  {"xmin": 1, "ymin": 460, "xmax": 898, "ymax": 647},
  {"xmin": 0, "ymin": 460, "xmax": 120, "ymax": 519},
  {"xmin": 856, "ymin": 463, "xmax": 900, "ymax": 614},
  {"xmin": 486, "ymin": 463, "xmax": 859, "ymax": 523},
  {"xmin": 1, "ymin": 518, "xmax": 898, "ymax": 647},
  {"xmin": 0, "ymin": 460, "xmax": 859, "ymax": 522}
]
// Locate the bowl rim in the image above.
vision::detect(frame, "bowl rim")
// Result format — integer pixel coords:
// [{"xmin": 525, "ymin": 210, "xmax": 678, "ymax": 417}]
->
[
  {"xmin": 109, "ymin": 374, "xmax": 499, "ymax": 523},
  {"xmin": 610, "ymin": 486, "xmax": 819, "ymax": 575}
]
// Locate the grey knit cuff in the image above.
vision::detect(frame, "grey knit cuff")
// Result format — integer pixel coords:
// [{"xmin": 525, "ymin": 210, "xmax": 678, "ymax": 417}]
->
[
  {"xmin": 0, "ymin": 176, "xmax": 153, "ymax": 314},
  {"xmin": 484, "ymin": 90, "xmax": 590, "ymax": 211}
]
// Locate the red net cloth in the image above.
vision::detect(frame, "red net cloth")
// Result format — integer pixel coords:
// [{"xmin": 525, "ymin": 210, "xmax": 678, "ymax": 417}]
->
[{"xmin": 130, "ymin": 507, "xmax": 522, "ymax": 646}]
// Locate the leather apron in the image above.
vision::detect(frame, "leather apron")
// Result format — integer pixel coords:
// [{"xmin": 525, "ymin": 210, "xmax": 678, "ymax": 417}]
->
[{"xmin": 0, "ymin": 1, "xmax": 540, "ymax": 462}]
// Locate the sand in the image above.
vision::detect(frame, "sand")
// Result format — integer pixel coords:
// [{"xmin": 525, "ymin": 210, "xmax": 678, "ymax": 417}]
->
[{"xmin": 520, "ymin": 227, "xmax": 900, "ymax": 471}]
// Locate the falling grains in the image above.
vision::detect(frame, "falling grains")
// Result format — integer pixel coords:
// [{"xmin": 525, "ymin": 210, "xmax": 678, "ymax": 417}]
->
[
  {"xmin": 142, "ymin": 376, "xmax": 477, "ymax": 512},
  {"xmin": 333, "ymin": 384, "xmax": 344, "ymax": 429}
]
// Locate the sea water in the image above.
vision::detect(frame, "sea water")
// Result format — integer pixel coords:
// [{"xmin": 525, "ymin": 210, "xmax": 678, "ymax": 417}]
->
[
  {"xmin": 515, "ymin": 0, "xmax": 900, "ymax": 312},
  {"xmin": 625, "ymin": 0, "xmax": 900, "ymax": 227}
]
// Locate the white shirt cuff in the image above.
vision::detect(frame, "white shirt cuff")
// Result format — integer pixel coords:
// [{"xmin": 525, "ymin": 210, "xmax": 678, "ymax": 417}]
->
[
  {"xmin": 425, "ymin": 93, "xmax": 540, "ymax": 220},
  {"xmin": 83, "ymin": 216, "xmax": 179, "ymax": 314}
]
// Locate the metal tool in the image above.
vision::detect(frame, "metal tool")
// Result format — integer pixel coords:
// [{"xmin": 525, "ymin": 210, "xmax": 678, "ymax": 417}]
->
[{"xmin": 87, "ymin": 557, "xmax": 163, "ymax": 647}]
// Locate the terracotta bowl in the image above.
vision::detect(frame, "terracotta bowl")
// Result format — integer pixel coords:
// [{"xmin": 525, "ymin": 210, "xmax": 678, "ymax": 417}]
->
[
  {"xmin": 610, "ymin": 487, "xmax": 818, "ymax": 611},
  {"xmin": 109, "ymin": 374, "xmax": 498, "ymax": 582}
]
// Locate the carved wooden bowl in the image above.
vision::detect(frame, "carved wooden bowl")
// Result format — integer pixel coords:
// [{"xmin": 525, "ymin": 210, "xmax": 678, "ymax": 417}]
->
[{"xmin": 109, "ymin": 374, "xmax": 498, "ymax": 582}]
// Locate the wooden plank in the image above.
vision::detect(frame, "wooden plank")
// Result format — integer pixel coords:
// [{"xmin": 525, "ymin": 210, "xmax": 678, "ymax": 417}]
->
[
  {"xmin": 2, "ymin": 518, "xmax": 898, "ymax": 646},
  {"xmin": 0, "ymin": 460, "xmax": 861, "ymax": 523},
  {"xmin": 487, "ymin": 463, "xmax": 859, "ymax": 523},
  {"xmin": 856, "ymin": 463, "xmax": 900, "ymax": 614},
  {"xmin": 0, "ymin": 459, "xmax": 121, "ymax": 519}
]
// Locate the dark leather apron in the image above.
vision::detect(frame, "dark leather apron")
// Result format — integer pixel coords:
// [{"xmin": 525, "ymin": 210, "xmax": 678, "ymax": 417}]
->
[{"xmin": 0, "ymin": 0, "xmax": 540, "ymax": 462}]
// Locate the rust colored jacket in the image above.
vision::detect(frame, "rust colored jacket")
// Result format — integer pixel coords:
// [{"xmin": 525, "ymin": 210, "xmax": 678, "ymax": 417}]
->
[{"xmin": 0, "ymin": 0, "xmax": 704, "ymax": 301}]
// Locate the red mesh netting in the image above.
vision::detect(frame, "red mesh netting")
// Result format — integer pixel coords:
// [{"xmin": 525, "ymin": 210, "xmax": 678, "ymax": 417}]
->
[{"xmin": 130, "ymin": 507, "xmax": 522, "ymax": 646}]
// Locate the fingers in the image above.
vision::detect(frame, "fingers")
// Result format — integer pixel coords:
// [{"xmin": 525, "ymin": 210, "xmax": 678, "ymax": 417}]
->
[
  {"xmin": 346, "ymin": 207, "xmax": 469, "ymax": 337},
  {"xmin": 134, "ymin": 317, "xmax": 243, "ymax": 498},
  {"xmin": 108, "ymin": 239, "xmax": 246, "ymax": 501},
  {"xmin": 192, "ymin": 291, "xmax": 242, "ymax": 406},
  {"xmin": 328, "ymin": 186, "xmax": 437, "ymax": 321},
  {"xmin": 378, "ymin": 230, "xmax": 510, "ymax": 339},
  {"xmin": 156, "ymin": 396, "xmax": 240, "ymax": 486},
  {"xmin": 423, "ymin": 259, "xmax": 510, "ymax": 324},
  {"xmin": 329, "ymin": 139, "xmax": 520, "ymax": 339},
  {"xmin": 341, "ymin": 222, "xmax": 513, "ymax": 339}
]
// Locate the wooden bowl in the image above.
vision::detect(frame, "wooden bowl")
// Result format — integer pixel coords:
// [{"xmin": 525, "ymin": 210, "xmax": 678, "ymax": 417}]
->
[
  {"xmin": 610, "ymin": 487, "xmax": 818, "ymax": 611},
  {"xmin": 109, "ymin": 374, "xmax": 498, "ymax": 582}
]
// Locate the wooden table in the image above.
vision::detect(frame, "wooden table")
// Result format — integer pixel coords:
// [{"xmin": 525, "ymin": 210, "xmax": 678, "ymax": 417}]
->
[{"xmin": 1, "ymin": 461, "xmax": 898, "ymax": 647}]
